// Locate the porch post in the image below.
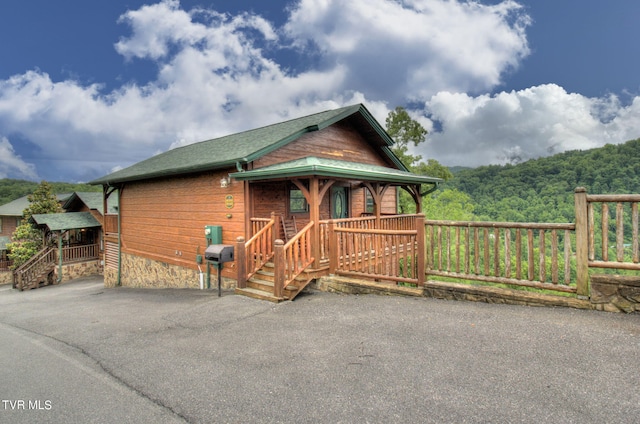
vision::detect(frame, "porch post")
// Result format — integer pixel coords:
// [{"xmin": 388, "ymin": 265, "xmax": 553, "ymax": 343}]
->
[
  {"xmin": 271, "ymin": 211, "xmax": 280, "ymax": 246},
  {"xmin": 328, "ymin": 220, "xmax": 337, "ymax": 274},
  {"xmin": 309, "ymin": 178, "xmax": 321, "ymax": 268},
  {"xmin": 574, "ymin": 187, "xmax": 590, "ymax": 298},
  {"xmin": 273, "ymin": 239, "xmax": 285, "ymax": 298},
  {"xmin": 236, "ymin": 236, "xmax": 246, "ymax": 289},
  {"xmin": 57, "ymin": 231, "xmax": 63, "ymax": 283},
  {"xmin": 416, "ymin": 214, "xmax": 425, "ymax": 286}
]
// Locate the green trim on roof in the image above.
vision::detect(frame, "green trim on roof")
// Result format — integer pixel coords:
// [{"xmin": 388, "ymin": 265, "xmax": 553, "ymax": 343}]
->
[
  {"xmin": 230, "ymin": 156, "xmax": 442, "ymax": 186},
  {"xmin": 90, "ymin": 103, "xmax": 405, "ymax": 185},
  {"xmin": 30, "ymin": 212, "xmax": 101, "ymax": 232}
]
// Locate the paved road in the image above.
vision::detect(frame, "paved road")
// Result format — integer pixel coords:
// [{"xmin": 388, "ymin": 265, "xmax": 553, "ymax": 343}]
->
[{"xmin": 0, "ymin": 277, "xmax": 638, "ymax": 423}]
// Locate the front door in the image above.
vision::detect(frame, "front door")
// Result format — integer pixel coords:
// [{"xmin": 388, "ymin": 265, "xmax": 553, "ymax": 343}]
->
[{"xmin": 331, "ymin": 187, "xmax": 348, "ymax": 219}]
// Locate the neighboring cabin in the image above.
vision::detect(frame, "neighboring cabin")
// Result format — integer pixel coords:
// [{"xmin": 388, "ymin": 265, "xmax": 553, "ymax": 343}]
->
[
  {"xmin": 90, "ymin": 104, "xmax": 440, "ymax": 293},
  {"xmin": 0, "ymin": 192, "xmax": 114, "ymax": 285}
]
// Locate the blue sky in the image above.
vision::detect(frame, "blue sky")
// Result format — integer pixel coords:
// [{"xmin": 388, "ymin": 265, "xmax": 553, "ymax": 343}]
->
[{"xmin": 1, "ymin": 0, "xmax": 639, "ymax": 182}]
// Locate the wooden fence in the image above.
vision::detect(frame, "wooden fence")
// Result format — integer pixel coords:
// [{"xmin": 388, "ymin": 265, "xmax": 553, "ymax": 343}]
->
[
  {"xmin": 424, "ymin": 188, "xmax": 639, "ymax": 296},
  {"xmin": 424, "ymin": 220, "xmax": 576, "ymax": 293},
  {"xmin": 241, "ymin": 189, "xmax": 638, "ymax": 297}
]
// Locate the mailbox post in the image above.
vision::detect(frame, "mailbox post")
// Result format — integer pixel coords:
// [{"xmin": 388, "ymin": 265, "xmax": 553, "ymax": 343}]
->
[{"xmin": 204, "ymin": 245, "xmax": 235, "ymax": 297}]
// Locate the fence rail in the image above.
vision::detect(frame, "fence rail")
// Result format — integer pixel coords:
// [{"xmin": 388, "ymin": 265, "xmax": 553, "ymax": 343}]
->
[
  {"xmin": 586, "ymin": 193, "xmax": 640, "ymax": 270},
  {"xmin": 425, "ymin": 220, "xmax": 577, "ymax": 293}
]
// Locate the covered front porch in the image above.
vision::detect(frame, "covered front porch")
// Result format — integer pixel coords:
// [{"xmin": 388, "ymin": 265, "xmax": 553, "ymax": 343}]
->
[{"xmin": 231, "ymin": 156, "xmax": 440, "ymax": 301}]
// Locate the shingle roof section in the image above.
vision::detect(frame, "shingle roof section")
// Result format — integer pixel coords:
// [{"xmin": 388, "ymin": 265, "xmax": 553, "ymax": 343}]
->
[
  {"xmin": 0, "ymin": 194, "xmax": 72, "ymax": 216},
  {"xmin": 90, "ymin": 104, "xmax": 384, "ymax": 185},
  {"xmin": 30, "ymin": 212, "xmax": 101, "ymax": 232}
]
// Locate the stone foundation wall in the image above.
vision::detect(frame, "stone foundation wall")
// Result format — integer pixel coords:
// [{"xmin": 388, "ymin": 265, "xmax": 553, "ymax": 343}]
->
[
  {"xmin": 58, "ymin": 261, "xmax": 101, "ymax": 283},
  {"xmin": 0, "ymin": 271, "xmax": 13, "ymax": 286},
  {"xmin": 111, "ymin": 252, "xmax": 236, "ymax": 289},
  {"xmin": 590, "ymin": 275, "xmax": 640, "ymax": 313}
]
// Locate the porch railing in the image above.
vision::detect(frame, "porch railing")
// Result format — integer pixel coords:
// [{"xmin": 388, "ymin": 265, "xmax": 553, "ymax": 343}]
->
[
  {"xmin": 62, "ymin": 244, "xmax": 100, "ymax": 263},
  {"xmin": 0, "ymin": 259, "xmax": 13, "ymax": 271},
  {"xmin": 328, "ymin": 215, "xmax": 425, "ymax": 285},
  {"xmin": 424, "ymin": 220, "xmax": 577, "ymax": 293},
  {"xmin": 240, "ymin": 216, "xmax": 276, "ymax": 285},
  {"xmin": 273, "ymin": 221, "xmax": 315, "ymax": 297}
]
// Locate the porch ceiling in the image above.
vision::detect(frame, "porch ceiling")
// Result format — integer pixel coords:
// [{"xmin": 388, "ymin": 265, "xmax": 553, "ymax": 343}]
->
[{"xmin": 230, "ymin": 156, "xmax": 442, "ymax": 186}]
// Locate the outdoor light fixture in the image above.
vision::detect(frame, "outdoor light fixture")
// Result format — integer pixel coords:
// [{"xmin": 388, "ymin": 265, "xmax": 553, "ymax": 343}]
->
[{"xmin": 220, "ymin": 176, "xmax": 231, "ymax": 188}]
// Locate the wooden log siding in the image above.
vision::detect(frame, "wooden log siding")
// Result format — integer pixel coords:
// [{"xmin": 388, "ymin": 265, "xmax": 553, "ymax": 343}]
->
[
  {"xmin": 120, "ymin": 171, "xmax": 246, "ymax": 281},
  {"xmin": 104, "ymin": 214, "xmax": 118, "ymax": 234},
  {"xmin": 425, "ymin": 220, "xmax": 577, "ymax": 293},
  {"xmin": 586, "ymin": 193, "xmax": 640, "ymax": 270}
]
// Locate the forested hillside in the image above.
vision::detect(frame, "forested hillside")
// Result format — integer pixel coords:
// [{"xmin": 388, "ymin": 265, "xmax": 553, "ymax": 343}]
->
[
  {"xmin": 444, "ymin": 139, "xmax": 640, "ymax": 223},
  {"xmin": 0, "ymin": 179, "xmax": 100, "ymax": 205}
]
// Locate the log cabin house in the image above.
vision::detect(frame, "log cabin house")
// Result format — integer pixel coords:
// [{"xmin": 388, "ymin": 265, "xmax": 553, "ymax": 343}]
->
[
  {"xmin": 90, "ymin": 104, "xmax": 441, "ymax": 300},
  {"xmin": 5, "ymin": 192, "xmax": 112, "ymax": 289}
]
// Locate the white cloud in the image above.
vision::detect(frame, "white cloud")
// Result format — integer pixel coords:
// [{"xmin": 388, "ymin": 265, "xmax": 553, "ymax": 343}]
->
[
  {"xmin": 420, "ymin": 84, "xmax": 640, "ymax": 166},
  {"xmin": 284, "ymin": 0, "xmax": 531, "ymax": 102},
  {"xmin": 0, "ymin": 137, "xmax": 38, "ymax": 180},
  {"xmin": 0, "ymin": 0, "xmax": 638, "ymax": 182}
]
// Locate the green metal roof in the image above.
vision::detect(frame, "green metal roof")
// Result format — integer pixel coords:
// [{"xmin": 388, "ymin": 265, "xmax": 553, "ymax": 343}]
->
[
  {"xmin": 30, "ymin": 212, "xmax": 101, "ymax": 232},
  {"xmin": 230, "ymin": 156, "xmax": 442, "ymax": 186},
  {"xmin": 62, "ymin": 192, "xmax": 118, "ymax": 215},
  {"xmin": 0, "ymin": 193, "xmax": 73, "ymax": 217},
  {"xmin": 90, "ymin": 103, "xmax": 404, "ymax": 185}
]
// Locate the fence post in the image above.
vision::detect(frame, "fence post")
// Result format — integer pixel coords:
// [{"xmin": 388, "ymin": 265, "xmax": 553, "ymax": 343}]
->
[
  {"xmin": 416, "ymin": 214, "xmax": 425, "ymax": 286},
  {"xmin": 271, "ymin": 212, "xmax": 280, "ymax": 247},
  {"xmin": 273, "ymin": 239, "xmax": 285, "ymax": 298},
  {"xmin": 574, "ymin": 187, "xmax": 590, "ymax": 297},
  {"xmin": 236, "ymin": 236, "xmax": 247, "ymax": 289},
  {"xmin": 328, "ymin": 220, "xmax": 337, "ymax": 274}
]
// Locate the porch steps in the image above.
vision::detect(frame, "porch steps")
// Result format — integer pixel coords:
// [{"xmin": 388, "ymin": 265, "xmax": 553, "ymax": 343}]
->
[
  {"xmin": 234, "ymin": 263, "xmax": 317, "ymax": 302},
  {"xmin": 16, "ymin": 265, "xmax": 56, "ymax": 291}
]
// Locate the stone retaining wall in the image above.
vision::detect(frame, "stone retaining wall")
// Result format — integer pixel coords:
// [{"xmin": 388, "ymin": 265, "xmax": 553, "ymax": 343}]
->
[
  {"xmin": 58, "ymin": 260, "xmax": 102, "ymax": 283},
  {"xmin": 590, "ymin": 275, "xmax": 640, "ymax": 313},
  {"xmin": 0, "ymin": 271, "xmax": 13, "ymax": 286},
  {"xmin": 316, "ymin": 276, "xmax": 593, "ymax": 310},
  {"xmin": 108, "ymin": 252, "xmax": 235, "ymax": 290}
]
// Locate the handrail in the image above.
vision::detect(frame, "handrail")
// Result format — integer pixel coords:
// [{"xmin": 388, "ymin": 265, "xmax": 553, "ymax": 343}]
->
[
  {"xmin": 244, "ymin": 217, "xmax": 275, "ymax": 280},
  {"xmin": 14, "ymin": 246, "xmax": 57, "ymax": 290},
  {"xmin": 274, "ymin": 221, "xmax": 314, "ymax": 296}
]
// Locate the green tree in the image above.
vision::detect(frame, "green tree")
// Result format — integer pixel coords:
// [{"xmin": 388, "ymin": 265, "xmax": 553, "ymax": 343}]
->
[
  {"xmin": 7, "ymin": 181, "xmax": 62, "ymax": 269},
  {"xmin": 386, "ymin": 106, "xmax": 427, "ymax": 169},
  {"xmin": 422, "ymin": 189, "xmax": 475, "ymax": 221},
  {"xmin": 385, "ymin": 106, "xmax": 455, "ymax": 213}
]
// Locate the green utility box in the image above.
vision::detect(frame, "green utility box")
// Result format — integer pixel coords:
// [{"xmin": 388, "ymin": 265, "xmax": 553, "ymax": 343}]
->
[{"xmin": 205, "ymin": 225, "xmax": 222, "ymax": 245}]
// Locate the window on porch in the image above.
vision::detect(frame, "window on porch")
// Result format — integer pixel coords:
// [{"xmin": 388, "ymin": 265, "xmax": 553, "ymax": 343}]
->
[{"xmin": 289, "ymin": 188, "xmax": 308, "ymax": 213}]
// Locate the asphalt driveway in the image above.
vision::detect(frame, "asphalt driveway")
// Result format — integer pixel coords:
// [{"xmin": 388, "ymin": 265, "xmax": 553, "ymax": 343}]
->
[{"xmin": 0, "ymin": 276, "xmax": 639, "ymax": 423}]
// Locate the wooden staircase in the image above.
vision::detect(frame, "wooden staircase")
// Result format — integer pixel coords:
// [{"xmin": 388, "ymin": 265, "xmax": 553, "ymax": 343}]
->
[
  {"xmin": 13, "ymin": 247, "xmax": 58, "ymax": 291},
  {"xmin": 235, "ymin": 262, "xmax": 317, "ymax": 302}
]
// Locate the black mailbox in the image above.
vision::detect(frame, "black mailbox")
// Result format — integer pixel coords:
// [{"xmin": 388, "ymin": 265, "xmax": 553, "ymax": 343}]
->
[{"xmin": 205, "ymin": 244, "xmax": 234, "ymax": 263}]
